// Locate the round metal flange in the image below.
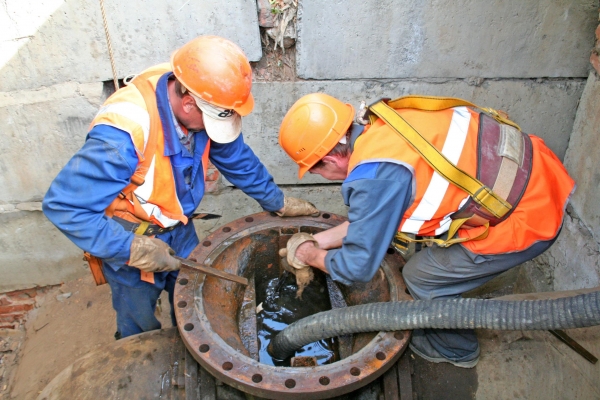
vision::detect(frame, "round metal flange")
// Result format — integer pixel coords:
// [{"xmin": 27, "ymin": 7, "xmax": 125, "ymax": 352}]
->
[{"xmin": 175, "ymin": 211, "xmax": 411, "ymax": 399}]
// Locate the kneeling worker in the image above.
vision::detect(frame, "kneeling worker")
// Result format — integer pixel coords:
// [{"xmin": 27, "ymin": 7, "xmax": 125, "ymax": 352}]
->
[{"xmin": 278, "ymin": 93, "xmax": 575, "ymax": 368}]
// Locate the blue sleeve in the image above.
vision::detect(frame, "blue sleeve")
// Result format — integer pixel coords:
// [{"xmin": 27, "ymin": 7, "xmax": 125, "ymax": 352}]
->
[
  {"xmin": 325, "ymin": 162, "xmax": 413, "ymax": 285},
  {"xmin": 42, "ymin": 125, "xmax": 139, "ymax": 267},
  {"xmin": 209, "ymin": 133, "xmax": 284, "ymax": 211}
]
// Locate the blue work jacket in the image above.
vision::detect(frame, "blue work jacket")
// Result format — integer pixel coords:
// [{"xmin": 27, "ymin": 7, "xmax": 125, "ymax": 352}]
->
[{"xmin": 43, "ymin": 73, "xmax": 284, "ymax": 287}]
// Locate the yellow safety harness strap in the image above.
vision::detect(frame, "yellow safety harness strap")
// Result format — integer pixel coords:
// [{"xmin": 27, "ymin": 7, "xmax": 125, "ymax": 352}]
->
[
  {"xmin": 394, "ymin": 218, "xmax": 489, "ymax": 250},
  {"xmin": 383, "ymin": 95, "xmax": 521, "ymax": 131},
  {"xmin": 369, "ymin": 100, "xmax": 512, "ymax": 219}
]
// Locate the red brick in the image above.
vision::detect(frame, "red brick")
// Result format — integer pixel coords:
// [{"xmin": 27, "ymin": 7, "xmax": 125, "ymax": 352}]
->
[
  {"xmin": 257, "ymin": 0, "xmax": 275, "ymax": 28},
  {"xmin": 205, "ymin": 180, "xmax": 220, "ymax": 193},
  {"xmin": 595, "ymin": 25, "xmax": 600, "ymax": 40},
  {"xmin": 205, "ymin": 169, "xmax": 220, "ymax": 181},
  {"xmin": 0, "ymin": 304, "xmax": 34, "ymax": 314},
  {"xmin": 7, "ymin": 288, "xmax": 38, "ymax": 300},
  {"xmin": 0, "ymin": 323, "xmax": 18, "ymax": 330},
  {"xmin": 0, "ymin": 314, "xmax": 22, "ymax": 323},
  {"xmin": 0, "ymin": 296, "xmax": 11, "ymax": 306}
]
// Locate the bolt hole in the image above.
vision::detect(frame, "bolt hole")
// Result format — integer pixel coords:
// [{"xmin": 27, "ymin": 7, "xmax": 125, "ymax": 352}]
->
[
  {"xmin": 376, "ymin": 352, "xmax": 386, "ymax": 360},
  {"xmin": 319, "ymin": 376, "xmax": 330, "ymax": 386},
  {"xmin": 394, "ymin": 331, "xmax": 405, "ymax": 341},
  {"xmin": 177, "ymin": 301, "xmax": 187, "ymax": 308},
  {"xmin": 222, "ymin": 226, "xmax": 231, "ymax": 232},
  {"xmin": 285, "ymin": 379, "xmax": 296, "ymax": 389},
  {"xmin": 350, "ymin": 367, "xmax": 360, "ymax": 376},
  {"xmin": 387, "ymin": 247, "xmax": 395, "ymax": 254},
  {"xmin": 203, "ymin": 240, "xmax": 211, "ymax": 247},
  {"xmin": 321, "ymin": 213, "xmax": 331, "ymax": 219},
  {"xmin": 245, "ymin": 217, "xmax": 254, "ymax": 222},
  {"xmin": 183, "ymin": 323, "xmax": 194, "ymax": 331},
  {"xmin": 179, "ymin": 278, "xmax": 188, "ymax": 285},
  {"xmin": 252, "ymin": 374, "xmax": 263, "ymax": 383},
  {"xmin": 222, "ymin": 362, "xmax": 233, "ymax": 371},
  {"xmin": 199, "ymin": 344, "xmax": 210, "ymax": 353}
]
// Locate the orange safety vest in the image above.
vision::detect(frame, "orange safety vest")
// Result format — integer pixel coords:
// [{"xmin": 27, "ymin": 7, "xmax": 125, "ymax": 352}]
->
[
  {"xmin": 348, "ymin": 106, "xmax": 575, "ymax": 254},
  {"xmin": 90, "ymin": 63, "xmax": 211, "ymax": 228}
]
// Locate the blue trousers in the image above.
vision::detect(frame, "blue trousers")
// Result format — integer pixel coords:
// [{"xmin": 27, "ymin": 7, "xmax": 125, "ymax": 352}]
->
[
  {"xmin": 402, "ymin": 234, "xmax": 558, "ymax": 362},
  {"xmin": 105, "ymin": 271, "xmax": 178, "ymax": 339}
]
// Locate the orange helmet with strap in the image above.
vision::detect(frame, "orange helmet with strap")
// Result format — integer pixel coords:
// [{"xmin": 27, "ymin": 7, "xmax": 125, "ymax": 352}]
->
[
  {"xmin": 279, "ymin": 93, "xmax": 355, "ymax": 178},
  {"xmin": 171, "ymin": 35, "xmax": 253, "ymax": 114}
]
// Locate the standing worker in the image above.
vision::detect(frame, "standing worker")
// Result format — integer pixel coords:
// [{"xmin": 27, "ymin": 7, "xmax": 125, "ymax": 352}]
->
[
  {"xmin": 278, "ymin": 93, "xmax": 575, "ymax": 368},
  {"xmin": 43, "ymin": 36, "xmax": 318, "ymax": 340}
]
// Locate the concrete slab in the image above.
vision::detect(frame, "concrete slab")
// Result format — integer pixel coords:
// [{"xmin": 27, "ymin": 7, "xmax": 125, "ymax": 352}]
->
[
  {"xmin": 1, "ymin": 79, "xmax": 583, "ymax": 202},
  {"xmin": 0, "ymin": 210, "xmax": 87, "ymax": 293},
  {"xmin": 539, "ymin": 207, "xmax": 600, "ymax": 292},
  {"xmin": 563, "ymin": 72, "xmax": 600, "ymax": 243},
  {"xmin": 0, "ymin": 82, "xmax": 104, "ymax": 204},
  {"xmin": 297, "ymin": 0, "xmax": 597, "ymax": 79},
  {"xmin": 0, "ymin": 0, "xmax": 262, "ymax": 92},
  {"xmin": 476, "ymin": 328, "xmax": 600, "ymax": 399}
]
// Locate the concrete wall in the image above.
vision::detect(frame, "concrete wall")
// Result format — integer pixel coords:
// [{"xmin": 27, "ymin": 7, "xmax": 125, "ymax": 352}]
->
[
  {"xmin": 0, "ymin": 0, "xmax": 597, "ymax": 291},
  {"xmin": 536, "ymin": 71, "xmax": 600, "ymax": 291},
  {"xmin": 297, "ymin": 0, "xmax": 597, "ymax": 79}
]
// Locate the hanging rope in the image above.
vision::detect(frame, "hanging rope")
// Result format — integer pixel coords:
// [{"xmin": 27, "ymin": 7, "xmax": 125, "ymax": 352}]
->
[{"xmin": 99, "ymin": 0, "xmax": 119, "ymax": 92}]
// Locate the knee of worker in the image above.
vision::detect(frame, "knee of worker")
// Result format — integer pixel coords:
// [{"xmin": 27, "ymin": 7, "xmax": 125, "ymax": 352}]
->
[{"xmin": 401, "ymin": 252, "xmax": 434, "ymax": 300}]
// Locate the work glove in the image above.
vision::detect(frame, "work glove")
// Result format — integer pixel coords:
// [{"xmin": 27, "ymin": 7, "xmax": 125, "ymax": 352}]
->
[
  {"xmin": 129, "ymin": 235, "xmax": 181, "ymax": 273},
  {"xmin": 275, "ymin": 196, "xmax": 320, "ymax": 217},
  {"xmin": 279, "ymin": 233, "xmax": 319, "ymax": 299}
]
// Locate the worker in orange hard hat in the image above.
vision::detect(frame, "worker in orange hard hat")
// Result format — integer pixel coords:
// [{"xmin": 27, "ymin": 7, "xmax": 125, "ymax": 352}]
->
[
  {"xmin": 43, "ymin": 35, "xmax": 319, "ymax": 340},
  {"xmin": 278, "ymin": 92, "xmax": 575, "ymax": 368}
]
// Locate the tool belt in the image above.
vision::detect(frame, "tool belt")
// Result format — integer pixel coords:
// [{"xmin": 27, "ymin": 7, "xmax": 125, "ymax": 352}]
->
[
  {"xmin": 112, "ymin": 215, "xmax": 179, "ymax": 236},
  {"xmin": 366, "ymin": 95, "xmax": 533, "ymax": 249}
]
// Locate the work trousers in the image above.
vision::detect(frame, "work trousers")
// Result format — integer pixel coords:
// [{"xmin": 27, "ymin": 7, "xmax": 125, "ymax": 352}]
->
[
  {"xmin": 402, "ymin": 234, "xmax": 558, "ymax": 363},
  {"xmin": 105, "ymin": 271, "xmax": 178, "ymax": 339}
]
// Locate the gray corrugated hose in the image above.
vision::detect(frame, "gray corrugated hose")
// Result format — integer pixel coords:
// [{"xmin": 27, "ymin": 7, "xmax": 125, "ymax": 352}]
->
[{"xmin": 268, "ymin": 291, "xmax": 600, "ymax": 360}]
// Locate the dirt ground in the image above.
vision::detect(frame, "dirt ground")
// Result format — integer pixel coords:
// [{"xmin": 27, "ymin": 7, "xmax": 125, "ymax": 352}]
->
[
  {"xmin": 0, "ymin": 274, "xmax": 171, "ymax": 400},
  {"xmin": 1, "ymin": 274, "xmax": 600, "ymax": 399}
]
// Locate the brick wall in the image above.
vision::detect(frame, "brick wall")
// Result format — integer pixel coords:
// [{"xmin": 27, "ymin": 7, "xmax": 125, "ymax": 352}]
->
[
  {"xmin": 0, "ymin": 287, "xmax": 54, "ymax": 330},
  {"xmin": 204, "ymin": 162, "xmax": 221, "ymax": 193}
]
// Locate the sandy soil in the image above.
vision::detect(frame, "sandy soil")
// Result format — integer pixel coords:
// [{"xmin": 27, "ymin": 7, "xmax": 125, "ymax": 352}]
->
[{"xmin": 2, "ymin": 274, "xmax": 171, "ymax": 400}]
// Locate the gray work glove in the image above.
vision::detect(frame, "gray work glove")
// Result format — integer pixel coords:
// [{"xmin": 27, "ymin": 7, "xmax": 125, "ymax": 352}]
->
[
  {"xmin": 129, "ymin": 235, "xmax": 181, "ymax": 273},
  {"xmin": 275, "ymin": 196, "xmax": 320, "ymax": 217}
]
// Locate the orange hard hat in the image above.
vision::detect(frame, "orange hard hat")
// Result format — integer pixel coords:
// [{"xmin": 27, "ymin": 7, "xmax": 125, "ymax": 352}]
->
[
  {"xmin": 171, "ymin": 36, "xmax": 254, "ymax": 116},
  {"xmin": 279, "ymin": 93, "xmax": 355, "ymax": 178}
]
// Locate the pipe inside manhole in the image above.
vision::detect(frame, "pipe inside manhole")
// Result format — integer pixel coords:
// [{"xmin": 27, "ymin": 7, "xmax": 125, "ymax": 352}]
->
[{"xmin": 175, "ymin": 211, "xmax": 411, "ymax": 399}]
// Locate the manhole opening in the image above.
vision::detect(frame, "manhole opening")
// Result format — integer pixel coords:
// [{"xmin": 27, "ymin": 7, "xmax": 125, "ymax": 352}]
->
[{"xmin": 199, "ymin": 224, "xmax": 397, "ymax": 370}]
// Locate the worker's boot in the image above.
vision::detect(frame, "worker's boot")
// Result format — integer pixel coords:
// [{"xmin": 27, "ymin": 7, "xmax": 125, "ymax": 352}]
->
[{"xmin": 409, "ymin": 329, "xmax": 480, "ymax": 368}]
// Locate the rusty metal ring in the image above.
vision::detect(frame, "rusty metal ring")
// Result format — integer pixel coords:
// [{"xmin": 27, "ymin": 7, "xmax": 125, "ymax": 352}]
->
[{"xmin": 175, "ymin": 211, "xmax": 410, "ymax": 399}]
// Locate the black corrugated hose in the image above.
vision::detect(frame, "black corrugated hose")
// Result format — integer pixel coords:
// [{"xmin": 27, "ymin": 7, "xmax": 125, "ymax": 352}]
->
[{"xmin": 268, "ymin": 291, "xmax": 600, "ymax": 360}]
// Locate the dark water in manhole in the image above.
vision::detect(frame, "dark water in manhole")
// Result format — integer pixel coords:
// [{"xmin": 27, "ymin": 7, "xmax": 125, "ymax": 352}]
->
[{"xmin": 254, "ymin": 267, "xmax": 338, "ymax": 366}]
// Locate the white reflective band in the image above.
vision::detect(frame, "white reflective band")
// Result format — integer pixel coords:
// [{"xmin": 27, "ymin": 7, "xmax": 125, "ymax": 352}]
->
[{"xmin": 400, "ymin": 107, "xmax": 471, "ymax": 234}]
